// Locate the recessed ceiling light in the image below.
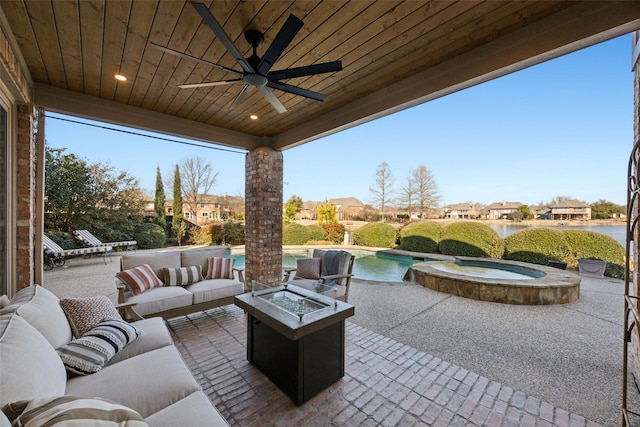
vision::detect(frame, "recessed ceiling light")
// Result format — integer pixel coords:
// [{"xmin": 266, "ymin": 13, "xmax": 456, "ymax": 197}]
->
[
  {"xmin": 250, "ymin": 114, "xmax": 258, "ymax": 120},
  {"xmin": 114, "ymin": 74, "xmax": 127, "ymax": 81}
]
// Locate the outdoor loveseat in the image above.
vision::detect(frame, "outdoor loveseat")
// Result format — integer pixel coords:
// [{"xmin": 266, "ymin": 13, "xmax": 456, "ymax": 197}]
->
[{"xmin": 116, "ymin": 247, "xmax": 246, "ymax": 319}]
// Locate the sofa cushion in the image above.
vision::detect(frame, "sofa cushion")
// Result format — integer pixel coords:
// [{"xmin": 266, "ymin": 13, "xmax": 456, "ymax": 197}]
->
[
  {"xmin": 296, "ymin": 258, "xmax": 321, "ymax": 280},
  {"xmin": 206, "ymin": 257, "xmax": 235, "ymax": 280},
  {"xmin": 60, "ymin": 295, "xmax": 122, "ymax": 338},
  {"xmin": 117, "ymin": 264, "xmax": 164, "ymax": 295},
  {"xmin": 186, "ymin": 279, "xmax": 244, "ymax": 304},
  {"xmin": 163, "ymin": 266, "xmax": 202, "ymax": 286},
  {"xmin": 108, "ymin": 317, "xmax": 173, "ymax": 365},
  {"xmin": 2, "ymin": 395, "xmax": 148, "ymax": 426},
  {"xmin": 57, "ymin": 318, "xmax": 141, "ymax": 375},
  {"xmin": 0, "ymin": 285, "xmax": 72, "ymax": 349},
  {"xmin": 123, "ymin": 286, "xmax": 192, "ymax": 317},
  {"xmin": 121, "ymin": 251, "xmax": 181, "ymax": 280},
  {"xmin": 181, "ymin": 247, "xmax": 228, "ymax": 278},
  {"xmin": 144, "ymin": 391, "xmax": 229, "ymax": 427},
  {"xmin": 0, "ymin": 314, "xmax": 66, "ymax": 407},
  {"xmin": 66, "ymin": 345, "xmax": 201, "ymax": 418}
]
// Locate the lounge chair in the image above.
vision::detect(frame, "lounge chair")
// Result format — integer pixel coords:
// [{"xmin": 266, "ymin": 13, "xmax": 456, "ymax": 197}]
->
[
  {"xmin": 43, "ymin": 235, "xmax": 112, "ymax": 269},
  {"xmin": 73, "ymin": 229, "xmax": 137, "ymax": 251},
  {"xmin": 283, "ymin": 249, "xmax": 355, "ymax": 302}
]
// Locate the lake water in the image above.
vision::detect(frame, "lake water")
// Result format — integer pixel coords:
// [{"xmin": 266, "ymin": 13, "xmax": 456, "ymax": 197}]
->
[{"xmin": 488, "ymin": 223, "xmax": 626, "ymax": 247}]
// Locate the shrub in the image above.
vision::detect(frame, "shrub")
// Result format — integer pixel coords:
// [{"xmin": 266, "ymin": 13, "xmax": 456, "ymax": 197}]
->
[
  {"xmin": 283, "ymin": 223, "xmax": 311, "ymax": 245},
  {"xmin": 563, "ymin": 230, "xmax": 625, "ymax": 278},
  {"xmin": 322, "ymin": 222, "xmax": 345, "ymax": 244},
  {"xmin": 205, "ymin": 222, "xmax": 246, "ymax": 245},
  {"xmin": 399, "ymin": 221, "xmax": 443, "ymax": 253},
  {"xmin": 503, "ymin": 228, "xmax": 571, "ymax": 266},
  {"xmin": 134, "ymin": 223, "xmax": 166, "ymax": 249},
  {"xmin": 308, "ymin": 224, "xmax": 327, "ymax": 241},
  {"xmin": 353, "ymin": 222, "xmax": 397, "ymax": 248},
  {"xmin": 439, "ymin": 222, "xmax": 504, "ymax": 258}
]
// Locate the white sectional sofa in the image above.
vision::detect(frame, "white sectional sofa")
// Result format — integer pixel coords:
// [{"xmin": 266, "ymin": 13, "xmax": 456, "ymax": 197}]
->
[
  {"xmin": 117, "ymin": 247, "xmax": 246, "ymax": 319},
  {"xmin": 0, "ymin": 285, "xmax": 229, "ymax": 426}
]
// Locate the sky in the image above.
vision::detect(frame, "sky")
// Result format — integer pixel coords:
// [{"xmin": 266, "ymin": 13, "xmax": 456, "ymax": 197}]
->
[{"xmin": 45, "ymin": 34, "xmax": 634, "ymax": 208}]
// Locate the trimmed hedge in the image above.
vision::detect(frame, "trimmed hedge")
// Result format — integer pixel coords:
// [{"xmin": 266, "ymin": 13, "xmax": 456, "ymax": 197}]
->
[
  {"xmin": 283, "ymin": 223, "xmax": 311, "ymax": 245},
  {"xmin": 503, "ymin": 228, "xmax": 571, "ymax": 266},
  {"xmin": 353, "ymin": 222, "xmax": 397, "ymax": 248},
  {"xmin": 563, "ymin": 230, "xmax": 625, "ymax": 278},
  {"xmin": 307, "ymin": 224, "xmax": 327, "ymax": 241},
  {"xmin": 399, "ymin": 221, "xmax": 443, "ymax": 253},
  {"xmin": 134, "ymin": 223, "xmax": 166, "ymax": 249},
  {"xmin": 439, "ymin": 222, "xmax": 504, "ymax": 258}
]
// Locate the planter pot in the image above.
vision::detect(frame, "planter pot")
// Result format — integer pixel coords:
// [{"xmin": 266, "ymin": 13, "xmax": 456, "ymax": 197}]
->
[
  {"xmin": 578, "ymin": 258, "xmax": 607, "ymax": 278},
  {"xmin": 548, "ymin": 261, "xmax": 567, "ymax": 270}
]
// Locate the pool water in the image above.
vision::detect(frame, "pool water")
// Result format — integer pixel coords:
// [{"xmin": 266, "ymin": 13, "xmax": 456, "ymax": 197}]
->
[
  {"xmin": 428, "ymin": 261, "xmax": 539, "ymax": 280},
  {"xmin": 229, "ymin": 249, "xmax": 421, "ymax": 282}
]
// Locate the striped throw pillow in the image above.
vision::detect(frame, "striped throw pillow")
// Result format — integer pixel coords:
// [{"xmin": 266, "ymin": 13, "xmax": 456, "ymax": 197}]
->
[
  {"xmin": 57, "ymin": 318, "xmax": 140, "ymax": 375},
  {"xmin": 206, "ymin": 257, "xmax": 235, "ymax": 279},
  {"xmin": 116, "ymin": 264, "xmax": 163, "ymax": 294},
  {"xmin": 163, "ymin": 266, "xmax": 202, "ymax": 286},
  {"xmin": 2, "ymin": 395, "xmax": 148, "ymax": 426}
]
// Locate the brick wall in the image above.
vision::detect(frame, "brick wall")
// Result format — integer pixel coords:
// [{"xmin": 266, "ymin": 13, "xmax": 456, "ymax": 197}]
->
[
  {"xmin": 244, "ymin": 147, "xmax": 283, "ymax": 287},
  {"xmin": 15, "ymin": 104, "xmax": 34, "ymax": 289}
]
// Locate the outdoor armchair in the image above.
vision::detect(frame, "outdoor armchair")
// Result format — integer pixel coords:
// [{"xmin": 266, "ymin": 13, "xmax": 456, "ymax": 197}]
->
[{"xmin": 283, "ymin": 249, "xmax": 355, "ymax": 302}]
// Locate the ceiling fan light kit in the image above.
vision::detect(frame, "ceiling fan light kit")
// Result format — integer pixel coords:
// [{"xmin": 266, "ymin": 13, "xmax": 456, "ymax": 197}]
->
[{"xmin": 152, "ymin": 2, "xmax": 343, "ymax": 114}]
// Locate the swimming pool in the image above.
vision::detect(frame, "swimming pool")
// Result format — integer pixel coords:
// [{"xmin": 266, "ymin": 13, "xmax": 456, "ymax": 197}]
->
[{"xmin": 229, "ymin": 249, "xmax": 421, "ymax": 282}]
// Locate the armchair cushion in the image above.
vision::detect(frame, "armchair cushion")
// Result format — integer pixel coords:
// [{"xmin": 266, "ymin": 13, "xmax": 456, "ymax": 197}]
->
[
  {"xmin": 2, "ymin": 395, "xmax": 148, "ymax": 426},
  {"xmin": 163, "ymin": 266, "xmax": 203, "ymax": 286},
  {"xmin": 60, "ymin": 295, "xmax": 122, "ymax": 338},
  {"xmin": 116, "ymin": 264, "xmax": 164, "ymax": 295},
  {"xmin": 296, "ymin": 258, "xmax": 321, "ymax": 280},
  {"xmin": 57, "ymin": 318, "xmax": 141, "ymax": 375},
  {"xmin": 206, "ymin": 257, "xmax": 235, "ymax": 280}
]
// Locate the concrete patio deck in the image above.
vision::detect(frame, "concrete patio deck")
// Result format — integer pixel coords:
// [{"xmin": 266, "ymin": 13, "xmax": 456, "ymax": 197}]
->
[{"xmin": 41, "ymin": 248, "xmax": 640, "ymax": 426}]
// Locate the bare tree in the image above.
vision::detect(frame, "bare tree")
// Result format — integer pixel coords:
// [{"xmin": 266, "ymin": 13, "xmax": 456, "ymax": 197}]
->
[
  {"xmin": 412, "ymin": 165, "xmax": 439, "ymax": 219},
  {"xmin": 397, "ymin": 176, "xmax": 416, "ymax": 220},
  {"xmin": 173, "ymin": 156, "xmax": 219, "ymax": 225},
  {"xmin": 369, "ymin": 162, "xmax": 394, "ymax": 220}
]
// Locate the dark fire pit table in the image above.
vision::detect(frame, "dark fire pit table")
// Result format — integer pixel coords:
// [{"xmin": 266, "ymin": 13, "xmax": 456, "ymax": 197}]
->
[{"xmin": 234, "ymin": 283, "xmax": 354, "ymax": 405}]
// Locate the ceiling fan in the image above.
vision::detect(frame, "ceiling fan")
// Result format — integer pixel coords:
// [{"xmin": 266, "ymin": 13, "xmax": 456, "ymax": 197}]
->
[{"xmin": 151, "ymin": 2, "xmax": 342, "ymax": 114}]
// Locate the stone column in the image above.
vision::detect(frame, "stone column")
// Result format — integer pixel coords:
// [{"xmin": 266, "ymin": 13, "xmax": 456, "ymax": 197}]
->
[{"xmin": 245, "ymin": 146, "xmax": 283, "ymax": 287}]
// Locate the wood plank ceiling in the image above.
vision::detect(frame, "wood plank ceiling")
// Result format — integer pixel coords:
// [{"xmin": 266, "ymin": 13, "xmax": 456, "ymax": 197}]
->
[{"xmin": 3, "ymin": 1, "xmax": 640, "ymax": 150}]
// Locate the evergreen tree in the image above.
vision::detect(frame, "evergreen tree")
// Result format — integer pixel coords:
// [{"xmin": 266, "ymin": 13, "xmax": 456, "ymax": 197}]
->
[
  {"xmin": 153, "ymin": 166, "xmax": 167, "ymax": 231},
  {"xmin": 172, "ymin": 165, "xmax": 185, "ymax": 245}
]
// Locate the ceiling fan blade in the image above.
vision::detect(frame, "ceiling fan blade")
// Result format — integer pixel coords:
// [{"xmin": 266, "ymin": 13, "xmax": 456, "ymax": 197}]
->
[
  {"xmin": 267, "ymin": 61, "xmax": 343, "ymax": 81},
  {"xmin": 229, "ymin": 84, "xmax": 255, "ymax": 110},
  {"xmin": 149, "ymin": 42, "xmax": 242, "ymax": 76},
  {"xmin": 256, "ymin": 14, "xmax": 303, "ymax": 75},
  {"xmin": 191, "ymin": 2, "xmax": 254, "ymax": 73},
  {"xmin": 267, "ymin": 81, "xmax": 326, "ymax": 102},
  {"xmin": 179, "ymin": 78, "xmax": 243, "ymax": 89},
  {"xmin": 257, "ymin": 86, "xmax": 287, "ymax": 114}
]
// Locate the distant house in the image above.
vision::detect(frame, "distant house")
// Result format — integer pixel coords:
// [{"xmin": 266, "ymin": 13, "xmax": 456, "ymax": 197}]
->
[
  {"xmin": 548, "ymin": 200, "xmax": 591, "ymax": 220},
  {"xmin": 443, "ymin": 203, "xmax": 481, "ymax": 219},
  {"xmin": 481, "ymin": 201, "xmax": 523, "ymax": 219},
  {"xmin": 144, "ymin": 193, "xmax": 243, "ymax": 225},
  {"xmin": 295, "ymin": 197, "xmax": 364, "ymax": 220}
]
